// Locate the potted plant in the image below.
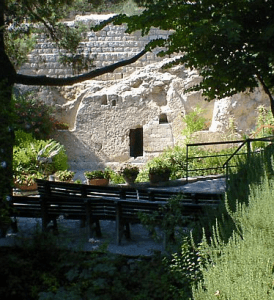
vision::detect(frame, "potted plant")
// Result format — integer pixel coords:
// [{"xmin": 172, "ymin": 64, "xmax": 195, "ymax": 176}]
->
[
  {"xmin": 84, "ymin": 170, "xmax": 110, "ymax": 186},
  {"xmin": 148, "ymin": 166, "xmax": 171, "ymax": 184},
  {"xmin": 14, "ymin": 173, "xmax": 42, "ymax": 191},
  {"xmin": 119, "ymin": 164, "xmax": 139, "ymax": 185},
  {"xmin": 55, "ymin": 170, "xmax": 75, "ymax": 182}
]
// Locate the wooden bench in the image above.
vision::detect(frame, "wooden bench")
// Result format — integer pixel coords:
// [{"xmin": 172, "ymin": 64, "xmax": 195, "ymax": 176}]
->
[
  {"xmin": 11, "ymin": 195, "xmax": 41, "ymax": 219},
  {"xmin": 10, "ymin": 180, "xmax": 224, "ymax": 245}
]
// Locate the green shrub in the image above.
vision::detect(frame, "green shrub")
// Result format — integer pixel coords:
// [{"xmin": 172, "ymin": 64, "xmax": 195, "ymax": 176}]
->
[
  {"xmin": 182, "ymin": 106, "xmax": 207, "ymax": 140},
  {"xmin": 135, "ymin": 146, "xmax": 186, "ymax": 182},
  {"xmin": 107, "ymin": 168, "xmax": 125, "ymax": 184},
  {"xmin": 136, "ymin": 144, "xmax": 240, "ymax": 182},
  {"xmin": 163, "ymin": 236, "xmax": 203, "ymax": 299},
  {"xmin": 13, "ymin": 93, "xmax": 57, "ymax": 140},
  {"xmin": 0, "ymin": 228, "xmax": 188, "ymax": 300},
  {"xmin": 138, "ymin": 195, "xmax": 191, "ymax": 249},
  {"xmin": 252, "ymin": 105, "xmax": 274, "ymax": 139},
  {"xmin": 13, "ymin": 130, "xmax": 69, "ymax": 179},
  {"xmin": 193, "ymin": 174, "xmax": 274, "ymax": 299}
]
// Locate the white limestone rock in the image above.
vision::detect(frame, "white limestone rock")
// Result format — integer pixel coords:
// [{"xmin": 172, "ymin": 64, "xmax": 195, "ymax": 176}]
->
[{"xmin": 28, "ymin": 58, "xmax": 271, "ymax": 170}]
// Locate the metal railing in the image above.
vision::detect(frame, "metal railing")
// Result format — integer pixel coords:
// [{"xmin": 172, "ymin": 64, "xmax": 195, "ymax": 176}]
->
[{"xmin": 186, "ymin": 136, "xmax": 274, "ymax": 183}]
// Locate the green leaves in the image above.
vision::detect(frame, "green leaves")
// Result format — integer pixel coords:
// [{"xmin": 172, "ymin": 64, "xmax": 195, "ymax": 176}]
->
[{"xmin": 109, "ymin": 0, "xmax": 274, "ymax": 113}]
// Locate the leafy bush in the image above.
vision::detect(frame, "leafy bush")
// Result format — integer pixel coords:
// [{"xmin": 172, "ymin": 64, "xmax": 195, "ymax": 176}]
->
[
  {"xmin": 163, "ymin": 236, "xmax": 203, "ymax": 299},
  {"xmin": 252, "ymin": 105, "xmax": 274, "ymax": 138},
  {"xmin": 13, "ymin": 93, "xmax": 57, "ymax": 140},
  {"xmin": 0, "ymin": 228, "xmax": 188, "ymax": 300},
  {"xmin": 138, "ymin": 195, "xmax": 190, "ymax": 248},
  {"xmin": 107, "ymin": 168, "xmax": 125, "ymax": 184},
  {"xmin": 135, "ymin": 144, "xmax": 240, "ymax": 182},
  {"xmin": 193, "ymin": 175, "xmax": 274, "ymax": 299},
  {"xmin": 13, "ymin": 131, "xmax": 69, "ymax": 180},
  {"xmin": 182, "ymin": 106, "xmax": 207, "ymax": 140}
]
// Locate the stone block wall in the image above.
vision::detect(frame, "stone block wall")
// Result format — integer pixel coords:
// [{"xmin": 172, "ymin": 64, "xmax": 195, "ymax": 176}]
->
[
  {"xmin": 143, "ymin": 122, "xmax": 174, "ymax": 153},
  {"xmin": 19, "ymin": 15, "xmax": 170, "ymax": 80}
]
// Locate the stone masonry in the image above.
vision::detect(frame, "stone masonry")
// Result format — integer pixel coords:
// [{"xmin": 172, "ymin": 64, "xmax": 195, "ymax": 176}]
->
[{"xmin": 19, "ymin": 14, "xmax": 170, "ymax": 81}]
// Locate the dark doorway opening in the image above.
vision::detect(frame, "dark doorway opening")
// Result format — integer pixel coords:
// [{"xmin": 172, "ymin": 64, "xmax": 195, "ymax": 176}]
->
[{"xmin": 130, "ymin": 128, "xmax": 143, "ymax": 157}]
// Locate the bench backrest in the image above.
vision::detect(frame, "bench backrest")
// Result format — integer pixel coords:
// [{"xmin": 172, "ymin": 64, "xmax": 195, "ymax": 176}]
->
[
  {"xmin": 36, "ymin": 179, "xmax": 136, "ymax": 200},
  {"xmin": 36, "ymin": 179, "xmax": 224, "ymax": 208},
  {"xmin": 11, "ymin": 195, "xmax": 41, "ymax": 218}
]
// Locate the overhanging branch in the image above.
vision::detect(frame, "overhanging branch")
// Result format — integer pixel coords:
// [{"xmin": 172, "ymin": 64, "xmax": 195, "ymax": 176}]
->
[
  {"xmin": 15, "ymin": 49, "xmax": 147, "ymax": 86},
  {"xmin": 256, "ymin": 73, "xmax": 274, "ymax": 117}
]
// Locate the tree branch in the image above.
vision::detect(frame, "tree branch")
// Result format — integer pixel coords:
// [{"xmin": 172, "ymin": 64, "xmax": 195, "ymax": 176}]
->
[
  {"xmin": 24, "ymin": 0, "xmax": 58, "ymax": 42},
  {"xmin": 15, "ymin": 49, "xmax": 147, "ymax": 86},
  {"xmin": 256, "ymin": 73, "xmax": 274, "ymax": 117}
]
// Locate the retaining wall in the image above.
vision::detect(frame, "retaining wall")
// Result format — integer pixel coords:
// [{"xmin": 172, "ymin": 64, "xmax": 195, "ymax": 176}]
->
[{"xmin": 20, "ymin": 15, "xmax": 170, "ymax": 80}]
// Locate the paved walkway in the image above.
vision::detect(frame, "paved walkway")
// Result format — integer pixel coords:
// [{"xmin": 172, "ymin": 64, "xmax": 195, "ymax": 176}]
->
[{"xmin": 1, "ymin": 178, "xmax": 226, "ymax": 256}]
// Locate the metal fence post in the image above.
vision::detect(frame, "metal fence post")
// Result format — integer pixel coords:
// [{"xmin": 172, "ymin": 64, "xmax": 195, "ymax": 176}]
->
[
  {"xmin": 247, "ymin": 139, "xmax": 251, "ymax": 166},
  {"xmin": 186, "ymin": 145, "xmax": 188, "ymax": 183}
]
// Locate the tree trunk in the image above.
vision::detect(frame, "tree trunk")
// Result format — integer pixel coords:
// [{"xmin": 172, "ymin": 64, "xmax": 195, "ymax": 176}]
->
[
  {"xmin": 0, "ymin": 0, "xmax": 147, "ymax": 206},
  {"xmin": 256, "ymin": 73, "xmax": 274, "ymax": 117},
  {"xmin": 0, "ymin": 0, "xmax": 16, "ymax": 202},
  {"xmin": 0, "ymin": 82, "xmax": 14, "ymax": 201}
]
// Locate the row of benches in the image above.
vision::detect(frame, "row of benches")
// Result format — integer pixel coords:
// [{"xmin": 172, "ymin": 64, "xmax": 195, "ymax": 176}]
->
[{"xmin": 10, "ymin": 179, "xmax": 224, "ymax": 245}]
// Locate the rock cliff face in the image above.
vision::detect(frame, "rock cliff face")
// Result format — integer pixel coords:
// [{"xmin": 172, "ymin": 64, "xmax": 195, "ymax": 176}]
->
[
  {"xmin": 43, "ymin": 57, "xmax": 269, "ymax": 171},
  {"xmin": 19, "ymin": 14, "xmax": 271, "ymax": 170}
]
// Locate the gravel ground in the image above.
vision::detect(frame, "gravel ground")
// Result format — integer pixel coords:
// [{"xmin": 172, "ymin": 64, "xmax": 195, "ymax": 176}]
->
[
  {"xmin": 1, "ymin": 217, "xmax": 165, "ymax": 256},
  {"xmin": 1, "ymin": 178, "xmax": 226, "ymax": 256}
]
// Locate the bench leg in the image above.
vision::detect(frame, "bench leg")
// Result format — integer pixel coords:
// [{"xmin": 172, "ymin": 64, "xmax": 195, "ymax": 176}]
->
[
  {"xmin": 45, "ymin": 218, "xmax": 58, "ymax": 235},
  {"xmin": 116, "ymin": 203, "xmax": 123, "ymax": 245},
  {"xmin": 11, "ymin": 218, "xmax": 18, "ymax": 233},
  {"xmin": 90, "ymin": 219, "xmax": 102, "ymax": 238},
  {"xmin": 95, "ymin": 220, "xmax": 102, "ymax": 237},
  {"xmin": 87, "ymin": 217, "xmax": 102, "ymax": 239},
  {"xmin": 80, "ymin": 219, "xmax": 86, "ymax": 228},
  {"xmin": 163, "ymin": 231, "xmax": 167, "ymax": 251},
  {"xmin": 124, "ymin": 223, "xmax": 131, "ymax": 240}
]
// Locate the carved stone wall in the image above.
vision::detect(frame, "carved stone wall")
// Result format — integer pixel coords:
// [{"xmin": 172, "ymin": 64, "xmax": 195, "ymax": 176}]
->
[{"xmin": 20, "ymin": 14, "xmax": 170, "ymax": 80}]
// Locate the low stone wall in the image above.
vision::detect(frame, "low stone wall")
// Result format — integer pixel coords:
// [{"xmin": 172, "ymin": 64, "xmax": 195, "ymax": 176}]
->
[{"xmin": 19, "ymin": 14, "xmax": 170, "ymax": 80}]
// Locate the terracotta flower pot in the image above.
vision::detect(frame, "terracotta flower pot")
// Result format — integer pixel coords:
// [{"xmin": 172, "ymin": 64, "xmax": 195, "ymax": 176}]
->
[
  {"xmin": 15, "ymin": 182, "xmax": 38, "ymax": 191},
  {"xmin": 87, "ymin": 178, "xmax": 109, "ymax": 186}
]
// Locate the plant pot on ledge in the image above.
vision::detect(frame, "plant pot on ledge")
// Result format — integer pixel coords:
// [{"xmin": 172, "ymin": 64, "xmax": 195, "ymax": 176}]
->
[
  {"xmin": 119, "ymin": 165, "xmax": 139, "ymax": 186},
  {"xmin": 87, "ymin": 178, "xmax": 109, "ymax": 186},
  {"xmin": 123, "ymin": 174, "xmax": 138, "ymax": 185},
  {"xmin": 14, "ymin": 182, "xmax": 38, "ymax": 191},
  {"xmin": 14, "ymin": 174, "xmax": 40, "ymax": 191},
  {"xmin": 55, "ymin": 170, "xmax": 75, "ymax": 183},
  {"xmin": 148, "ymin": 167, "xmax": 171, "ymax": 185},
  {"xmin": 84, "ymin": 170, "xmax": 110, "ymax": 186}
]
